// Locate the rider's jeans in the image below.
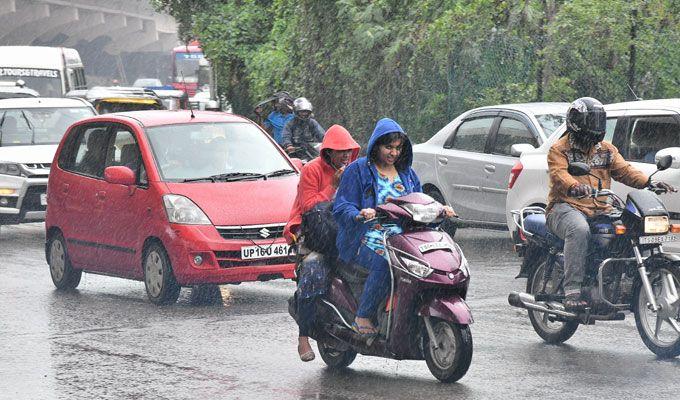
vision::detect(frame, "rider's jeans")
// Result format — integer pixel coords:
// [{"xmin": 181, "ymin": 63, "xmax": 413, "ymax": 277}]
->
[
  {"xmin": 546, "ymin": 203, "xmax": 591, "ymax": 296},
  {"xmin": 355, "ymin": 245, "xmax": 390, "ymax": 319}
]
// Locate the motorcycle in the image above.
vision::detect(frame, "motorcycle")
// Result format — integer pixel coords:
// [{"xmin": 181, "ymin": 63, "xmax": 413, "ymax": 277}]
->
[
  {"xmin": 289, "ymin": 192, "xmax": 473, "ymax": 382},
  {"xmin": 508, "ymin": 154, "xmax": 680, "ymax": 357},
  {"xmin": 286, "ymin": 141, "xmax": 321, "ymax": 162}
]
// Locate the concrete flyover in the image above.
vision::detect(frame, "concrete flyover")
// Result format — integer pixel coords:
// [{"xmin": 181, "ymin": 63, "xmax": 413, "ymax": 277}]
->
[
  {"xmin": 0, "ymin": 0, "xmax": 180, "ymax": 83},
  {"xmin": 0, "ymin": 0, "xmax": 178, "ymax": 54}
]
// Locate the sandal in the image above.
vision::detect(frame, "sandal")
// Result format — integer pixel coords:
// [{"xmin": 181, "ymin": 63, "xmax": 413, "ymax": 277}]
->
[
  {"xmin": 563, "ymin": 292, "xmax": 588, "ymax": 311},
  {"xmin": 298, "ymin": 344, "xmax": 315, "ymax": 362},
  {"xmin": 352, "ymin": 321, "xmax": 378, "ymax": 335}
]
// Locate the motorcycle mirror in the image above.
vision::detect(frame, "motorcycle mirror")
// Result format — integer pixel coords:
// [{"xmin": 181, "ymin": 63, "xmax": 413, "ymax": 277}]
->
[
  {"xmin": 567, "ymin": 162, "xmax": 591, "ymax": 177},
  {"xmin": 656, "ymin": 154, "xmax": 673, "ymax": 171}
]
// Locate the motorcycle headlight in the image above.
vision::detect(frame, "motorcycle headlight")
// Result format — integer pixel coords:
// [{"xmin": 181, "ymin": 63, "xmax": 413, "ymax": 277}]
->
[
  {"xmin": 401, "ymin": 203, "xmax": 443, "ymax": 224},
  {"xmin": 398, "ymin": 255, "xmax": 433, "ymax": 278},
  {"xmin": 644, "ymin": 216, "xmax": 669, "ymax": 234},
  {"xmin": 163, "ymin": 194, "xmax": 211, "ymax": 225},
  {"xmin": 0, "ymin": 163, "xmax": 22, "ymax": 176}
]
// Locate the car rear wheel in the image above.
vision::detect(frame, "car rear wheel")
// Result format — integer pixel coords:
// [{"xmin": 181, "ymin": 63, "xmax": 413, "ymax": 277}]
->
[
  {"xmin": 143, "ymin": 243, "xmax": 181, "ymax": 305},
  {"xmin": 47, "ymin": 232, "xmax": 82, "ymax": 290},
  {"xmin": 425, "ymin": 187, "xmax": 457, "ymax": 238}
]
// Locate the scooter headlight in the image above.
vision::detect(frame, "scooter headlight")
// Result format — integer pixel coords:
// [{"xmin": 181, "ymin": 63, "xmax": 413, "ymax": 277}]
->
[
  {"xmin": 401, "ymin": 203, "xmax": 443, "ymax": 224},
  {"xmin": 644, "ymin": 216, "xmax": 669, "ymax": 234},
  {"xmin": 398, "ymin": 255, "xmax": 433, "ymax": 278},
  {"xmin": 454, "ymin": 243, "xmax": 470, "ymax": 278}
]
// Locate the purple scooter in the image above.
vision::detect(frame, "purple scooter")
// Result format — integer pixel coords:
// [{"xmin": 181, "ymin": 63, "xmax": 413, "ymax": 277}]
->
[{"xmin": 290, "ymin": 192, "xmax": 473, "ymax": 382}]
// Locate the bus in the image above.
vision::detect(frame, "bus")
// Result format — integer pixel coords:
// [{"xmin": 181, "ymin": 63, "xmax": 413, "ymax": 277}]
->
[
  {"xmin": 171, "ymin": 42, "xmax": 204, "ymax": 96},
  {"xmin": 0, "ymin": 46, "xmax": 87, "ymax": 97}
]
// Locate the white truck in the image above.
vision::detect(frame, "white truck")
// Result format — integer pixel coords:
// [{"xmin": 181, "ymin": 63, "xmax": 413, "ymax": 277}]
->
[{"xmin": 0, "ymin": 46, "xmax": 87, "ymax": 97}]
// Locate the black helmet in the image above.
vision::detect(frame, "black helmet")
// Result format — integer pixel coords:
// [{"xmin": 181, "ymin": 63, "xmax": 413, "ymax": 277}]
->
[{"xmin": 566, "ymin": 97, "xmax": 607, "ymax": 146}]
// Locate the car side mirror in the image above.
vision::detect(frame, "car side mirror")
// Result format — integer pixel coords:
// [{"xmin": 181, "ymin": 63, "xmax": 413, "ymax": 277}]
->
[
  {"xmin": 510, "ymin": 143, "xmax": 535, "ymax": 157},
  {"xmin": 290, "ymin": 158, "xmax": 304, "ymax": 171},
  {"xmin": 104, "ymin": 166, "xmax": 136, "ymax": 186},
  {"xmin": 567, "ymin": 162, "xmax": 591, "ymax": 177},
  {"xmin": 655, "ymin": 148, "xmax": 680, "ymax": 170}
]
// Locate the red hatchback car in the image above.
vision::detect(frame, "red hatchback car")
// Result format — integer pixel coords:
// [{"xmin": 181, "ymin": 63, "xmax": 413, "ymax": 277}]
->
[{"xmin": 45, "ymin": 110, "xmax": 299, "ymax": 304}]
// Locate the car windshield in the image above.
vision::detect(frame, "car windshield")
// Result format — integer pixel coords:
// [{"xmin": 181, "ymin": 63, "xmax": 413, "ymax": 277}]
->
[
  {"xmin": 535, "ymin": 113, "xmax": 566, "ymax": 136},
  {"xmin": 146, "ymin": 122, "xmax": 293, "ymax": 181},
  {"xmin": 0, "ymin": 107, "xmax": 94, "ymax": 146}
]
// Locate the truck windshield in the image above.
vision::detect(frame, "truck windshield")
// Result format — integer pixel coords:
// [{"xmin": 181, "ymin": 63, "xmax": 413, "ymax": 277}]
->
[
  {"xmin": 0, "ymin": 107, "xmax": 94, "ymax": 146},
  {"xmin": 0, "ymin": 72, "xmax": 62, "ymax": 97}
]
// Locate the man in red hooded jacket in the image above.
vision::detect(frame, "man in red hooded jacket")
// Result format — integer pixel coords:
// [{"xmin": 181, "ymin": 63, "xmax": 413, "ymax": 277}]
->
[{"xmin": 284, "ymin": 124, "xmax": 360, "ymax": 361}]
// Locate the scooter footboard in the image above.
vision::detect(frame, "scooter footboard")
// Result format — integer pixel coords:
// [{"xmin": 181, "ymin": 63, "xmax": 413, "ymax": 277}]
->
[{"xmin": 418, "ymin": 294, "xmax": 473, "ymax": 325}]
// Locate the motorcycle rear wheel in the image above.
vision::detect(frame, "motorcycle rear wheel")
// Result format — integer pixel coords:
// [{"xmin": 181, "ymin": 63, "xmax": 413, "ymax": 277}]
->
[
  {"xmin": 317, "ymin": 341, "xmax": 357, "ymax": 369},
  {"xmin": 633, "ymin": 265, "xmax": 680, "ymax": 358},
  {"xmin": 424, "ymin": 320, "xmax": 472, "ymax": 383},
  {"xmin": 527, "ymin": 261, "xmax": 579, "ymax": 344}
]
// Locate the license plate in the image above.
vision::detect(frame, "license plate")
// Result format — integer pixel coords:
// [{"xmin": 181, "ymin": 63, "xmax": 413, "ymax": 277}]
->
[
  {"xmin": 419, "ymin": 241, "xmax": 454, "ymax": 253},
  {"xmin": 40, "ymin": 193, "xmax": 47, "ymax": 205},
  {"xmin": 639, "ymin": 234, "xmax": 680, "ymax": 245},
  {"xmin": 241, "ymin": 243, "xmax": 290, "ymax": 260}
]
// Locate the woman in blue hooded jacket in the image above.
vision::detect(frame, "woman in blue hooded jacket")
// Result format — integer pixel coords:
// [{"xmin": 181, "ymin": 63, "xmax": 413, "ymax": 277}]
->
[{"xmin": 333, "ymin": 118, "xmax": 454, "ymax": 333}]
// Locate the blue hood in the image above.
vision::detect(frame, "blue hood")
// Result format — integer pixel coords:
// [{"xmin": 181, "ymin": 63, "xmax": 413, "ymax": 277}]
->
[{"xmin": 366, "ymin": 118, "xmax": 413, "ymax": 171}]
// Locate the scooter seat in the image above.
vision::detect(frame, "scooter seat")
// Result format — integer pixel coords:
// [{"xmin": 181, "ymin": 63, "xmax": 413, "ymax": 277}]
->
[{"xmin": 524, "ymin": 214, "xmax": 564, "ymax": 249}]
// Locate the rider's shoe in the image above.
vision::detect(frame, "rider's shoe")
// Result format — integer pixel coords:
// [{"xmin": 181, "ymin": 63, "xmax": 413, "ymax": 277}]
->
[{"xmin": 563, "ymin": 292, "xmax": 588, "ymax": 311}]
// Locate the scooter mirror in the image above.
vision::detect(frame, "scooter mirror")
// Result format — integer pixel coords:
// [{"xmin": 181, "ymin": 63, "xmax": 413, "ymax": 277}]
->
[{"xmin": 567, "ymin": 162, "xmax": 591, "ymax": 177}]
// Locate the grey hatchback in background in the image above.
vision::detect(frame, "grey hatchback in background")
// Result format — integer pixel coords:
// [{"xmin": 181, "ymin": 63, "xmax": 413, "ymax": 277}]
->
[{"xmin": 413, "ymin": 102, "xmax": 568, "ymax": 235}]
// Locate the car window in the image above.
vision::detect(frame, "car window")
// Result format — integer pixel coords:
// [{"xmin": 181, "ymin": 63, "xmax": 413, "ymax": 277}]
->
[
  {"xmin": 448, "ymin": 117, "xmax": 495, "ymax": 152},
  {"xmin": 491, "ymin": 118, "xmax": 537, "ymax": 156},
  {"xmin": 0, "ymin": 110, "xmax": 32, "ymax": 146},
  {"xmin": 105, "ymin": 126, "xmax": 142, "ymax": 180},
  {"xmin": 535, "ymin": 113, "xmax": 565, "ymax": 136},
  {"xmin": 604, "ymin": 118, "xmax": 620, "ymax": 143},
  {"xmin": 622, "ymin": 115, "xmax": 680, "ymax": 164},
  {"xmin": 68, "ymin": 126, "xmax": 111, "ymax": 178}
]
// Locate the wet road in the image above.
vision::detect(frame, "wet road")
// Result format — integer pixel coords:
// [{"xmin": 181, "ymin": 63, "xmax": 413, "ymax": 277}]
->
[{"xmin": 1, "ymin": 223, "xmax": 679, "ymax": 400}]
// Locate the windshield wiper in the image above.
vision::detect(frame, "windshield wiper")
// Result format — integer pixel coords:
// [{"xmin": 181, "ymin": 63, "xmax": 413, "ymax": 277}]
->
[
  {"xmin": 181, "ymin": 176, "xmax": 216, "ymax": 183},
  {"xmin": 212, "ymin": 172, "xmax": 267, "ymax": 182},
  {"xmin": 265, "ymin": 169, "xmax": 297, "ymax": 178}
]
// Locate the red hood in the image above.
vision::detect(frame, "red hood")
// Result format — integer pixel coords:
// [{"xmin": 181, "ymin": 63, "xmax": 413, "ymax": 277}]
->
[
  {"xmin": 320, "ymin": 124, "xmax": 360, "ymax": 161},
  {"xmin": 164, "ymin": 176, "xmax": 298, "ymax": 226}
]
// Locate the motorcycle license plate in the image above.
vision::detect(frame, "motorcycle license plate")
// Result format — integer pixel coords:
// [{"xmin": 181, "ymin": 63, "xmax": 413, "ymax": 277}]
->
[
  {"xmin": 639, "ymin": 234, "xmax": 680, "ymax": 245},
  {"xmin": 241, "ymin": 243, "xmax": 289, "ymax": 260},
  {"xmin": 419, "ymin": 242, "xmax": 454, "ymax": 253},
  {"xmin": 40, "ymin": 193, "xmax": 47, "ymax": 205}
]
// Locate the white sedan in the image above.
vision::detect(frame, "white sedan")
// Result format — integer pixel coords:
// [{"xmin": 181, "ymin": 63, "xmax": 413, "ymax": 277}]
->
[
  {"xmin": 413, "ymin": 102, "xmax": 568, "ymax": 235},
  {"xmin": 506, "ymin": 98, "xmax": 680, "ymax": 244}
]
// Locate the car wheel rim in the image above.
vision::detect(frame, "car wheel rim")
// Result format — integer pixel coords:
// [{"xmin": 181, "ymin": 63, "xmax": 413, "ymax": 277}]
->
[
  {"xmin": 429, "ymin": 322, "xmax": 457, "ymax": 370},
  {"xmin": 50, "ymin": 239, "xmax": 65, "ymax": 282},
  {"xmin": 638, "ymin": 268, "xmax": 680, "ymax": 347},
  {"xmin": 145, "ymin": 251, "xmax": 164, "ymax": 298}
]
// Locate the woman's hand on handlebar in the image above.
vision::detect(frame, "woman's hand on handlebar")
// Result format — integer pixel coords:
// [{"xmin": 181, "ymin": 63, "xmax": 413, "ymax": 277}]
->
[
  {"xmin": 356, "ymin": 208, "xmax": 376, "ymax": 221},
  {"xmin": 442, "ymin": 205, "xmax": 458, "ymax": 219}
]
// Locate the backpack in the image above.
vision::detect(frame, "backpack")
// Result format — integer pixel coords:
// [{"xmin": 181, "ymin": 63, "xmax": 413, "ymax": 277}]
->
[{"xmin": 301, "ymin": 201, "xmax": 338, "ymax": 257}]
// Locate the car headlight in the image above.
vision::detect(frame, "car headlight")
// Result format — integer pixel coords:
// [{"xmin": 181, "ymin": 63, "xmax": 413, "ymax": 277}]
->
[
  {"xmin": 402, "ymin": 203, "xmax": 443, "ymax": 224},
  {"xmin": 398, "ymin": 255, "xmax": 433, "ymax": 278},
  {"xmin": 644, "ymin": 216, "xmax": 669, "ymax": 234},
  {"xmin": 0, "ymin": 163, "xmax": 22, "ymax": 176},
  {"xmin": 163, "ymin": 194, "xmax": 211, "ymax": 225}
]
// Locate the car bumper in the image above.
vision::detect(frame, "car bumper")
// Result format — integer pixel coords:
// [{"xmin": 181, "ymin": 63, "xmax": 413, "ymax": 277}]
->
[
  {"xmin": 0, "ymin": 176, "xmax": 48, "ymax": 224},
  {"xmin": 163, "ymin": 224, "xmax": 296, "ymax": 286}
]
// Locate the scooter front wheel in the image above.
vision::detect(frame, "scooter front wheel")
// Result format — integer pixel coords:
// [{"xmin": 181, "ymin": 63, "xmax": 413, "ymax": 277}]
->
[
  {"xmin": 424, "ymin": 320, "xmax": 472, "ymax": 383},
  {"xmin": 317, "ymin": 341, "xmax": 357, "ymax": 369}
]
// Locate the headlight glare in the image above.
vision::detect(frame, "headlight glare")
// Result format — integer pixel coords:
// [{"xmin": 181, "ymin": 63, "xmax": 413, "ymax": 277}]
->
[
  {"xmin": 163, "ymin": 194, "xmax": 211, "ymax": 225},
  {"xmin": 0, "ymin": 163, "xmax": 22, "ymax": 176},
  {"xmin": 644, "ymin": 216, "xmax": 669, "ymax": 234}
]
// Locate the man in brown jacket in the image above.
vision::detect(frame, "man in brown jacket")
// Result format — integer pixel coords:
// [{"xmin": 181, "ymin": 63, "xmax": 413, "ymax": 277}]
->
[{"xmin": 547, "ymin": 97, "xmax": 674, "ymax": 310}]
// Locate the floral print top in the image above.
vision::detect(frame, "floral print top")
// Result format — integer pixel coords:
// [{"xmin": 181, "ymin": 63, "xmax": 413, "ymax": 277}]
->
[{"xmin": 362, "ymin": 171, "xmax": 407, "ymax": 259}]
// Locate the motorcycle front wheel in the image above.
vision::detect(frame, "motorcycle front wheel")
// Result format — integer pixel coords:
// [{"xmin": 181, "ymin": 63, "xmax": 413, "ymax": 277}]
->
[
  {"xmin": 424, "ymin": 319, "xmax": 473, "ymax": 383},
  {"xmin": 527, "ymin": 261, "xmax": 579, "ymax": 344},
  {"xmin": 633, "ymin": 265, "xmax": 680, "ymax": 358}
]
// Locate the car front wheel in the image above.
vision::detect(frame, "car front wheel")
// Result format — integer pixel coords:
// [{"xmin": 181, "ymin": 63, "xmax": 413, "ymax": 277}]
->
[{"xmin": 143, "ymin": 243, "xmax": 181, "ymax": 305}]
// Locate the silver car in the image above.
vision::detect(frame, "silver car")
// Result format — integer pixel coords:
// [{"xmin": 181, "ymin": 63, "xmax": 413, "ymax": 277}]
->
[{"xmin": 413, "ymin": 103, "xmax": 568, "ymax": 234}]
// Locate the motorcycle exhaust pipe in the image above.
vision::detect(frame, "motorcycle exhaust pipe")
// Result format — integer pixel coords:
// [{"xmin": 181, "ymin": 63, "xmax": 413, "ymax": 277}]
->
[{"xmin": 508, "ymin": 291, "xmax": 578, "ymax": 319}]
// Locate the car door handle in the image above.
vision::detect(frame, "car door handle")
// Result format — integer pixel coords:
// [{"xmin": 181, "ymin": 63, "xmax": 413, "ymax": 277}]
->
[
  {"xmin": 95, "ymin": 191, "xmax": 106, "ymax": 200},
  {"xmin": 484, "ymin": 164, "xmax": 496, "ymax": 173},
  {"xmin": 61, "ymin": 183, "xmax": 70, "ymax": 193},
  {"xmin": 437, "ymin": 157, "xmax": 448, "ymax": 165}
]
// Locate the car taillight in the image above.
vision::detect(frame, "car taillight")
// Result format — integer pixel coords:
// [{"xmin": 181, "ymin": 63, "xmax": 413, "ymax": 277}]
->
[{"xmin": 508, "ymin": 160, "xmax": 523, "ymax": 189}]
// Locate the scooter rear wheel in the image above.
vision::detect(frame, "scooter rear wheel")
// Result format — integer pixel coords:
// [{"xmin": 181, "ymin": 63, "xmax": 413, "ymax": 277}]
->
[
  {"xmin": 424, "ymin": 320, "xmax": 472, "ymax": 383},
  {"xmin": 527, "ymin": 261, "xmax": 579, "ymax": 343},
  {"xmin": 317, "ymin": 341, "xmax": 357, "ymax": 369}
]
